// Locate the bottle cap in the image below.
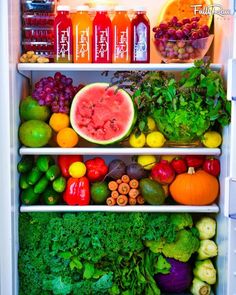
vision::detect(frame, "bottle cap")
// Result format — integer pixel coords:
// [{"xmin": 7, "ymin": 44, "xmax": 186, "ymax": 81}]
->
[
  {"xmin": 76, "ymin": 5, "xmax": 90, "ymax": 11},
  {"xmin": 115, "ymin": 5, "xmax": 127, "ymax": 11},
  {"xmin": 57, "ymin": 5, "xmax": 70, "ymax": 11},
  {"xmin": 95, "ymin": 5, "xmax": 109, "ymax": 11},
  {"xmin": 133, "ymin": 6, "xmax": 147, "ymax": 12}
]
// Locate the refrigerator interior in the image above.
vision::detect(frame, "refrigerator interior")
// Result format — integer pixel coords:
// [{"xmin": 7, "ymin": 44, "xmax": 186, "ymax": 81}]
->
[{"xmin": 0, "ymin": 0, "xmax": 236, "ymax": 294}]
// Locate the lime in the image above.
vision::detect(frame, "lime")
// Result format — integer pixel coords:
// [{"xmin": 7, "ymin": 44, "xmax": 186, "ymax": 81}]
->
[
  {"xmin": 129, "ymin": 132, "xmax": 146, "ymax": 148},
  {"xmin": 69, "ymin": 161, "xmax": 86, "ymax": 178},
  {"xmin": 91, "ymin": 182, "xmax": 110, "ymax": 204},
  {"xmin": 137, "ymin": 155, "xmax": 157, "ymax": 170},
  {"xmin": 20, "ymin": 96, "xmax": 50, "ymax": 121},
  {"xmin": 202, "ymin": 131, "xmax": 222, "ymax": 148},
  {"xmin": 19, "ymin": 120, "xmax": 52, "ymax": 147},
  {"xmin": 147, "ymin": 117, "xmax": 156, "ymax": 131},
  {"xmin": 146, "ymin": 131, "xmax": 166, "ymax": 147}
]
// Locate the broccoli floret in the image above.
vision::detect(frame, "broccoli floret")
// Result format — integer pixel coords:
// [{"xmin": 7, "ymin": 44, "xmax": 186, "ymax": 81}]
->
[
  {"xmin": 162, "ymin": 229, "xmax": 200, "ymax": 262},
  {"xmin": 170, "ymin": 213, "xmax": 193, "ymax": 231}
]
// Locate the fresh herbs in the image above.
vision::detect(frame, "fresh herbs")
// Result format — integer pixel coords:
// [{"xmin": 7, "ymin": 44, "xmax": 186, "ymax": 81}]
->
[
  {"xmin": 111, "ymin": 60, "xmax": 231, "ymax": 142},
  {"xmin": 19, "ymin": 212, "xmax": 196, "ymax": 295}
]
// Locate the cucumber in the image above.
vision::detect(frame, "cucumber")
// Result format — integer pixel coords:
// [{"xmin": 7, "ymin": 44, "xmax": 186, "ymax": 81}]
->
[
  {"xmin": 19, "ymin": 173, "xmax": 30, "ymax": 190},
  {"xmin": 17, "ymin": 156, "xmax": 34, "ymax": 173},
  {"xmin": 21, "ymin": 187, "xmax": 40, "ymax": 205},
  {"xmin": 27, "ymin": 167, "xmax": 43, "ymax": 185},
  {"xmin": 42, "ymin": 187, "xmax": 60, "ymax": 205},
  {"xmin": 34, "ymin": 176, "xmax": 49, "ymax": 194},
  {"xmin": 46, "ymin": 165, "xmax": 60, "ymax": 181},
  {"xmin": 52, "ymin": 176, "xmax": 66, "ymax": 193},
  {"xmin": 36, "ymin": 155, "xmax": 54, "ymax": 172}
]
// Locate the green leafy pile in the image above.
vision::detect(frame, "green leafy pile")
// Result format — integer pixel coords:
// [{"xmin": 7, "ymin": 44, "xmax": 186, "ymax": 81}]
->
[
  {"xmin": 19, "ymin": 212, "xmax": 198, "ymax": 295},
  {"xmin": 111, "ymin": 60, "xmax": 231, "ymax": 142}
]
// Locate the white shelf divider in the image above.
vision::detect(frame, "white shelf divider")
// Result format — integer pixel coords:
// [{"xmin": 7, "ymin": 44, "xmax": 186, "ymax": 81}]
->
[
  {"xmin": 20, "ymin": 204, "xmax": 219, "ymax": 213},
  {"xmin": 19, "ymin": 147, "xmax": 221, "ymax": 156},
  {"xmin": 17, "ymin": 63, "xmax": 222, "ymax": 73}
]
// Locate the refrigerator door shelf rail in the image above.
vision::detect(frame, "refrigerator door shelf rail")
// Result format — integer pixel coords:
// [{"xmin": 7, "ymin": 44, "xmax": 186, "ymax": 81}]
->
[
  {"xmin": 17, "ymin": 63, "xmax": 223, "ymax": 73},
  {"xmin": 19, "ymin": 147, "xmax": 221, "ymax": 156},
  {"xmin": 20, "ymin": 204, "xmax": 220, "ymax": 213}
]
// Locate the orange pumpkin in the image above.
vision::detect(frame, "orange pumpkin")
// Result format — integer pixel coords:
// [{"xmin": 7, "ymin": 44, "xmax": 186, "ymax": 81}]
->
[{"xmin": 169, "ymin": 167, "xmax": 219, "ymax": 205}]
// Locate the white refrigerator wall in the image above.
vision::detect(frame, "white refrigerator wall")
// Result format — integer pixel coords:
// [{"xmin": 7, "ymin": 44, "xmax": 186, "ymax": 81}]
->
[{"xmin": 0, "ymin": 0, "xmax": 236, "ymax": 295}]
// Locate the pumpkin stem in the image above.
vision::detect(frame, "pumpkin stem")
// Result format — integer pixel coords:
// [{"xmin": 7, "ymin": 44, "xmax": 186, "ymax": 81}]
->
[{"xmin": 188, "ymin": 167, "xmax": 195, "ymax": 174}]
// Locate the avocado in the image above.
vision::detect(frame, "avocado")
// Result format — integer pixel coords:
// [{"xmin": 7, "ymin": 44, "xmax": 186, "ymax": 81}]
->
[{"xmin": 139, "ymin": 178, "xmax": 165, "ymax": 205}]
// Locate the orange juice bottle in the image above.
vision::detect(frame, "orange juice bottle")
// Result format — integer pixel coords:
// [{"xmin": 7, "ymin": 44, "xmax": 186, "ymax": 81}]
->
[
  {"xmin": 112, "ymin": 6, "xmax": 131, "ymax": 63},
  {"xmin": 73, "ymin": 5, "xmax": 92, "ymax": 63}
]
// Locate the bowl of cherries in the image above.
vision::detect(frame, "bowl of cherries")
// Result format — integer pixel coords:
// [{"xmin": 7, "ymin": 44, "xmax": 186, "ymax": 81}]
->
[{"xmin": 153, "ymin": 16, "xmax": 214, "ymax": 63}]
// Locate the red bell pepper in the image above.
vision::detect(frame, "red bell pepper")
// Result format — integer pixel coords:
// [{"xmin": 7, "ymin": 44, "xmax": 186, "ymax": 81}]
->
[
  {"xmin": 203, "ymin": 158, "xmax": 220, "ymax": 177},
  {"xmin": 184, "ymin": 155, "xmax": 205, "ymax": 168},
  {"xmin": 171, "ymin": 157, "xmax": 188, "ymax": 174},
  {"xmin": 58, "ymin": 155, "xmax": 83, "ymax": 178},
  {"xmin": 63, "ymin": 176, "xmax": 90, "ymax": 205},
  {"xmin": 85, "ymin": 157, "xmax": 108, "ymax": 182}
]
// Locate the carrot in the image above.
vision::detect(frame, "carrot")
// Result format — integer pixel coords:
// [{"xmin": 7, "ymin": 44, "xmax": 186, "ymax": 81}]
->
[
  {"xmin": 129, "ymin": 197, "xmax": 137, "ymax": 205},
  {"xmin": 117, "ymin": 195, "xmax": 128, "ymax": 206},
  {"xmin": 106, "ymin": 197, "xmax": 116, "ymax": 206},
  {"xmin": 111, "ymin": 190, "xmax": 119, "ymax": 199},
  {"xmin": 121, "ymin": 174, "xmax": 130, "ymax": 183},
  {"xmin": 117, "ymin": 179, "xmax": 122, "ymax": 184},
  {"xmin": 128, "ymin": 188, "xmax": 139, "ymax": 199},
  {"xmin": 129, "ymin": 179, "xmax": 139, "ymax": 189},
  {"xmin": 137, "ymin": 195, "xmax": 145, "ymax": 205},
  {"xmin": 108, "ymin": 181, "xmax": 118, "ymax": 191},
  {"xmin": 118, "ymin": 183, "xmax": 130, "ymax": 195}
]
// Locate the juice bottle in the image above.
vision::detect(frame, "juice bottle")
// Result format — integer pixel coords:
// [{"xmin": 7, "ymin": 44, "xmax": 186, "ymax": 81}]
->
[
  {"xmin": 73, "ymin": 5, "xmax": 92, "ymax": 63},
  {"xmin": 131, "ymin": 7, "xmax": 150, "ymax": 63},
  {"xmin": 92, "ymin": 6, "xmax": 112, "ymax": 63},
  {"xmin": 112, "ymin": 6, "xmax": 131, "ymax": 63},
  {"xmin": 54, "ymin": 5, "xmax": 73, "ymax": 63}
]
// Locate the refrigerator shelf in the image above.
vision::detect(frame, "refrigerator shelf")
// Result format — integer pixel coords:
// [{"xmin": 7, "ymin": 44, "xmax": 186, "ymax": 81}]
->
[
  {"xmin": 20, "ymin": 204, "xmax": 220, "ymax": 213},
  {"xmin": 19, "ymin": 147, "xmax": 221, "ymax": 156},
  {"xmin": 17, "ymin": 63, "xmax": 223, "ymax": 72}
]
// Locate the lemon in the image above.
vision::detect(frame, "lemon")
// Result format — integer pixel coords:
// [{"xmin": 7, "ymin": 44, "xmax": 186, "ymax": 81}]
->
[
  {"xmin": 129, "ymin": 132, "xmax": 146, "ymax": 148},
  {"xmin": 202, "ymin": 131, "xmax": 222, "ymax": 148},
  {"xmin": 69, "ymin": 161, "xmax": 86, "ymax": 178},
  {"xmin": 147, "ymin": 117, "xmax": 156, "ymax": 131},
  {"xmin": 137, "ymin": 155, "xmax": 157, "ymax": 170},
  {"xmin": 146, "ymin": 131, "xmax": 166, "ymax": 148},
  {"xmin": 161, "ymin": 155, "xmax": 177, "ymax": 163}
]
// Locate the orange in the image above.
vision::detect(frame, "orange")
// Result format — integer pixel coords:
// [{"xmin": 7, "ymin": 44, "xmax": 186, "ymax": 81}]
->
[
  {"xmin": 158, "ymin": 0, "xmax": 213, "ymax": 27},
  {"xmin": 56, "ymin": 127, "xmax": 79, "ymax": 148},
  {"xmin": 49, "ymin": 113, "xmax": 70, "ymax": 132}
]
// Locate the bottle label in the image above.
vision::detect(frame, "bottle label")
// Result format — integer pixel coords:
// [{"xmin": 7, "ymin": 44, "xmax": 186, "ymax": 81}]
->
[
  {"xmin": 95, "ymin": 27, "xmax": 110, "ymax": 61},
  {"xmin": 114, "ymin": 27, "xmax": 129, "ymax": 61},
  {"xmin": 76, "ymin": 27, "xmax": 90, "ymax": 60},
  {"xmin": 134, "ymin": 22, "xmax": 147, "ymax": 61},
  {"xmin": 57, "ymin": 27, "xmax": 71, "ymax": 60}
]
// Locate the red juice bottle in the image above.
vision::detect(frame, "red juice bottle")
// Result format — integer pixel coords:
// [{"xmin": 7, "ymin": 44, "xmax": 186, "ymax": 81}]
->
[
  {"xmin": 112, "ymin": 6, "xmax": 131, "ymax": 63},
  {"xmin": 54, "ymin": 5, "xmax": 73, "ymax": 63},
  {"xmin": 92, "ymin": 6, "xmax": 112, "ymax": 63},
  {"xmin": 131, "ymin": 7, "xmax": 150, "ymax": 63}
]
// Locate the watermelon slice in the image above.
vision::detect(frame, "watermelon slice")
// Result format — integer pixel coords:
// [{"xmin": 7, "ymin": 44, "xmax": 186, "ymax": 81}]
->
[{"xmin": 70, "ymin": 83, "xmax": 136, "ymax": 145}]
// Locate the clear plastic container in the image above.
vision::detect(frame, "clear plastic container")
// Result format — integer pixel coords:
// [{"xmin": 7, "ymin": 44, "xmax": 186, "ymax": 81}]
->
[
  {"xmin": 22, "ymin": 26, "xmax": 53, "ymax": 40},
  {"xmin": 22, "ymin": 12, "xmax": 55, "ymax": 26},
  {"xmin": 22, "ymin": 40, "xmax": 54, "ymax": 59},
  {"xmin": 21, "ymin": 0, "xmax": 55, "ymax": 12}
]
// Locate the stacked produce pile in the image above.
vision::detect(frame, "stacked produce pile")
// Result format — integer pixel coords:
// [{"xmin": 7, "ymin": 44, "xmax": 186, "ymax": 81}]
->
[
  {"xmin": 19, "ymin": 213, "xmax": 217, "ymax": 295},
  {"xmin": 18, "ymin": 154, "xmax": 220, "ymax": 206}
]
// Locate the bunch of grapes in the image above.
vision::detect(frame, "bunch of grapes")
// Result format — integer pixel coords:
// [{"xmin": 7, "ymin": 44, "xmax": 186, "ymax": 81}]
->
[
  {"xmin": 32, "ymin": 72, "xmax": 78, "ymax": 114},
  {"xmin": 153, "ymin": 16, "xmax": 210, "ymax": 61}
]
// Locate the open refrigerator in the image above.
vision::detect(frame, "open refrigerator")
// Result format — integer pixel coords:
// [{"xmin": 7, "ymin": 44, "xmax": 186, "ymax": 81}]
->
[{"xmin": 0, "ymin": 0, "xmax": 236, "ymax": 294}]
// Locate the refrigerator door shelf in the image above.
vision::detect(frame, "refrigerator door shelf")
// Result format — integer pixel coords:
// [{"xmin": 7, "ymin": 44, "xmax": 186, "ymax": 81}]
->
[{"xmin": 19, "ymin": 146, "xmax": 222, "ymax": 156}]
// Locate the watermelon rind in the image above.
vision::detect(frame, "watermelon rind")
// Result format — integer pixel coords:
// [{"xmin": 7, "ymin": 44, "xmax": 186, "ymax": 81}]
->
[{"xmin": 70, "ymin": 82, "xmax": 136, "ymax": 145}]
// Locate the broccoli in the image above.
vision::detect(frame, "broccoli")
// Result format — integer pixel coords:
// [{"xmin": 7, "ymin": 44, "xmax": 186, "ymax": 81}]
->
[
  {"xmin": 197, "ymin": 240, "xmax": 218, "ymax": 260},
  {"xmin": 170, "ymin": 213, "xmax": 193, "ymax": 231},
  {"xmin": 195, "ymin": 217, "xmax": 216, "ymax": 240},
  {"xmin": 162, "ymin": 229, "xmax": 200, "ymax": 262},
  {"xmin": 193, "ymin": 259, "xmax": 217, "ymax": 285}
]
